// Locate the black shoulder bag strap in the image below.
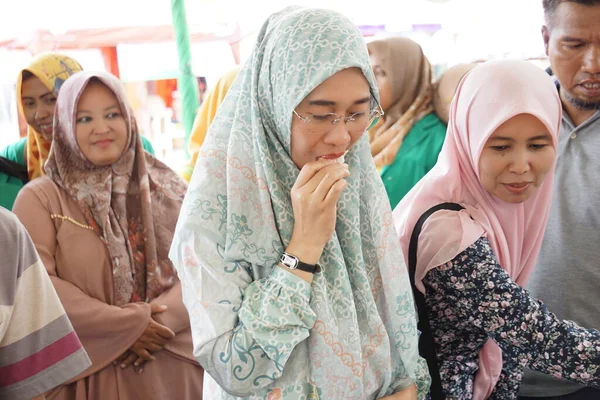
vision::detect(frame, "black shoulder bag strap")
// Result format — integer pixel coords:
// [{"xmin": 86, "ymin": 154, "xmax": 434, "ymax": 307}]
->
[{"xmin": 408, "ymin": 202, "xmax": 465, "ymax": 400}]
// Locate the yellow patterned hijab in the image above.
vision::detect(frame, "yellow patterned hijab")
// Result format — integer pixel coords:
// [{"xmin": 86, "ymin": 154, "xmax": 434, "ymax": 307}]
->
[
  {"xmin": 182, "ymin": 66, "xmax": 240, "ymax": 182},
  {"xmin": 16, "ymin": 53, "xmax": 83, "ymax": 180}
]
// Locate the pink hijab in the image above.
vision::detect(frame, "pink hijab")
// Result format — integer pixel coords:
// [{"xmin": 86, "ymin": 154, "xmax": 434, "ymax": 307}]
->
[{"xmin": 392, "ymin": 60, "xmax": 561, "ymax": 398}]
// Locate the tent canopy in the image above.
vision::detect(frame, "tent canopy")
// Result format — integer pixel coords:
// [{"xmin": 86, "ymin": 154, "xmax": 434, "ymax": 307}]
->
[
  {"xmin": 0, "ymin": 24, "xmax": 241, "ymax": 51},
  {"xmin": 0, "ymin": 0, "xmax": 451, "ymax": 49},
  {"xmin": 0, "ymin": 0, "xmax": 546, "ymax": 69}
]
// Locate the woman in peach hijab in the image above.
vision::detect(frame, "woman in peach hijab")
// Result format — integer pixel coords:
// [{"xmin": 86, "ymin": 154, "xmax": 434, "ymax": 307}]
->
[{"xmin": 13, "ymin": 71, "xmax": 202, "ymax": 399}]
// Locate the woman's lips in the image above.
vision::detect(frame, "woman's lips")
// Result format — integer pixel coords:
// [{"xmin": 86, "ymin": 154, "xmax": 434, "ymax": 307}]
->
[
  {"xmin": 318, "ymin": 152, "xmax": 345, "ymax": 160},
  {"xmin": 39, "ymin": 124, "xmax": 53, "ymax": 135},
  {"xmin": 93, "ymin": 139, "xmax": 114, "ymax": 148},
  {"xmin": 503, "ymin": 182, "xmax": 531, "ymax": 195},
  {"xmin": 317, "ymin": 151, "xmax": 348, "ymax": 163}
]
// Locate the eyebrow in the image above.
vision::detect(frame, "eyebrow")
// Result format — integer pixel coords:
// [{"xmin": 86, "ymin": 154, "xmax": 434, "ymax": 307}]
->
[
  {"xmin": 22, "ymin": 92, "xmax": 54, "ymax": 100},
  {"xmin": 529, "ymin": 134, "xmax": 552, "ymax": 141},
  {"xmin": 561, "ymin": 36, "xmax": 586, "ymax": 42},
  {"xmin": 308, "ymin": 96, "xmax": 371, "ymax": 107},
  {"xmin": 77, "ymin": 104, "xmax": 120, "ymax": 114},
  {"xmin": 489, "ymin": 134, "xmax": 551, "ymax": 142}
]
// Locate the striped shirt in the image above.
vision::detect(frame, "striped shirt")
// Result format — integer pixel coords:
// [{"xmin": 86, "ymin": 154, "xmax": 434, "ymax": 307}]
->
[{"xmin": 0, "ymin": 207, "xmax": 90, "ymax": 400}]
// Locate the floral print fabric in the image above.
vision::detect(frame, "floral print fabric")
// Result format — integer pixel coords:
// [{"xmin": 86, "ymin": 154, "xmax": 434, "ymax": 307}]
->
[{"xmin": 424, "ymin": 237, "xmax": 600, "ymax": 399}]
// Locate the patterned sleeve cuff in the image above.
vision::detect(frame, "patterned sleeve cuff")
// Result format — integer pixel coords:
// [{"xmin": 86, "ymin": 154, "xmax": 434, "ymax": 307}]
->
[{"xmin": 269, "ymin": 265, "xmax": 312, "ymax": 302}]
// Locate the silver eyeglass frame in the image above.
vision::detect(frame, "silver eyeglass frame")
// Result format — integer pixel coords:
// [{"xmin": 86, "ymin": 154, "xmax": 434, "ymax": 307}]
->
[{"xmin": 293, "ymin": 103, "xmax": 384, "ymax": 130}]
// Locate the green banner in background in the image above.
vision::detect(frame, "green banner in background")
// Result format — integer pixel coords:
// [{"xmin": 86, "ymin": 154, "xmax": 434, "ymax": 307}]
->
[{"xmin": 171, "ymin": 0, "xmax": 199, "ymax": 160}]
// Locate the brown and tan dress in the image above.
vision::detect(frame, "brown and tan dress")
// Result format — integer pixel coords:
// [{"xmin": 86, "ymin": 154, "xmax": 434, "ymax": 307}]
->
[{"xmin": 13, "ymin": 71, "xmax": 203, "ymax": 399}]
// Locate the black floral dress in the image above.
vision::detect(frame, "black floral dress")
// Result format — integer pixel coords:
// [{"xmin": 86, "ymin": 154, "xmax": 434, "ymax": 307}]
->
[{"xmin": 423, "ymin": 237, "xmax": 600, "ymax": 399}]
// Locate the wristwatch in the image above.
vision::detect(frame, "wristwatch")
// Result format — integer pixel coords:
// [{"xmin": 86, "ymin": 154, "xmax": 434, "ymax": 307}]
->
[{"xmin": 279, "ymin": 252, "xmax": 321, "ymax": 274}]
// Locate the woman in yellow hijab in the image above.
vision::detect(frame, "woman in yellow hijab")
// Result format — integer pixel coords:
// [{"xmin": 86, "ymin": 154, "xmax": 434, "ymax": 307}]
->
[
  {"xmin": 181, "ymin": 66, "xmax": 239, "ymax": 182},
  {"xmin": 1, "ymin": 53, "xmax": 83, "ymax": 180},
  {"xmin": 0, "ymin": 53, "xmax": 154, "ymax": 181}
]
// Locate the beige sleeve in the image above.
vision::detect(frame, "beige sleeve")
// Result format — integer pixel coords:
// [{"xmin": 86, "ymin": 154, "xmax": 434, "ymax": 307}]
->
[{"xmin": 12, "ymin": 185, "xmax": 152, "ymax": 379}]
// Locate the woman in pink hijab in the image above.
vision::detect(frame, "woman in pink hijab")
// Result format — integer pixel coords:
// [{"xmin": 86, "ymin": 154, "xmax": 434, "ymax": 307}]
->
[{"xmin": 393, "ymin": 59, "xmax": 600, "ymax": 399}]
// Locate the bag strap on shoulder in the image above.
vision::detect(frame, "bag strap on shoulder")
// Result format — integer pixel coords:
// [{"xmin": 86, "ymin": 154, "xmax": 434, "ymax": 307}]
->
[{"xmin": 408, "ymin": 202, "xmax": 465, "ymax": 400}]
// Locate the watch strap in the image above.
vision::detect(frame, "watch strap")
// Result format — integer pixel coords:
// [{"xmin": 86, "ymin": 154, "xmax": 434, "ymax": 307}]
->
[{"xmin": 280, "ymin": 252, "xmax": 321, "ymax": 273}]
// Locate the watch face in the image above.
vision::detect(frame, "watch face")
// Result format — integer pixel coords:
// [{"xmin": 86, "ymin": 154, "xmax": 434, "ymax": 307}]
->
[{"xmin": 281, "ymin": 253, "xmax": 298, "ymax": 269}]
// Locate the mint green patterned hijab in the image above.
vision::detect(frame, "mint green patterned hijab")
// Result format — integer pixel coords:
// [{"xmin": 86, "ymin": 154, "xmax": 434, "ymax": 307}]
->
[{"xmin": 170, "ymin": 6, "xmax": 430, "ymax": 399}]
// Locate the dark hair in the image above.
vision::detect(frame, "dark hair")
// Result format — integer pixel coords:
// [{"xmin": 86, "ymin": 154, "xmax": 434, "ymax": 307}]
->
[
  {"xmin": 0, "ymin": 157, "xmax": 28, "ymax": 183},
  {"xmin": 85, "ymin": 77, "xmax": 110, "ymax": 90},
  {"xmin": 21, "ymin": 70, "xmax": 34, "ymax": 81},
  {"xmin": 543, "ymin": 0, "xmax": 600, "ymax": 23}
]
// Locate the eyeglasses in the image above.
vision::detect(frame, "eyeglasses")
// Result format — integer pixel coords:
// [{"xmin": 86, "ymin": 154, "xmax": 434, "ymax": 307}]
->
[{"xmin": 293, "ymin": 104, "xmax": 384, "ymax": 134}]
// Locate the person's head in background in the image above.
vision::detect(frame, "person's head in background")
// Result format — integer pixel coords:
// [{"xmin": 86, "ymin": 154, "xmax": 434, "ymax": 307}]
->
[
  {"xmin": 367, "ymin": 37, "xmax": 435, "ymax": 168},
  {"xmin": 20, "ymin": 53, "xmax": 83, "ymax": 140},
  {"xmin": 18, "ymin": 53, "xmax": 83, "ymax": 179},
  {"xmin": 50, "ymin": 71, "xmax": 165, "ymax": 175},
  {"xmin": 197, "ymin": 76, "xmax": 207, "ymax": 104},
  {"xmin": 72, "ymin": 78, "xmax": 130, "ymax": 167},
  {"xmin": 542, "ymin": 0, "xmax": 600, "ymax": 126},
  {"xmin": 433, "ymin": 63, "xmax": 478, "ymax": 125}
]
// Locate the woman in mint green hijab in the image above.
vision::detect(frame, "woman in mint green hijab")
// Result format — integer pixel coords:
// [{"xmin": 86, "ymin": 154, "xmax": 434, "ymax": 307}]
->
[{"xmin": 169, "ymin": 6, "xmax": 430, "ymax": 399}]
